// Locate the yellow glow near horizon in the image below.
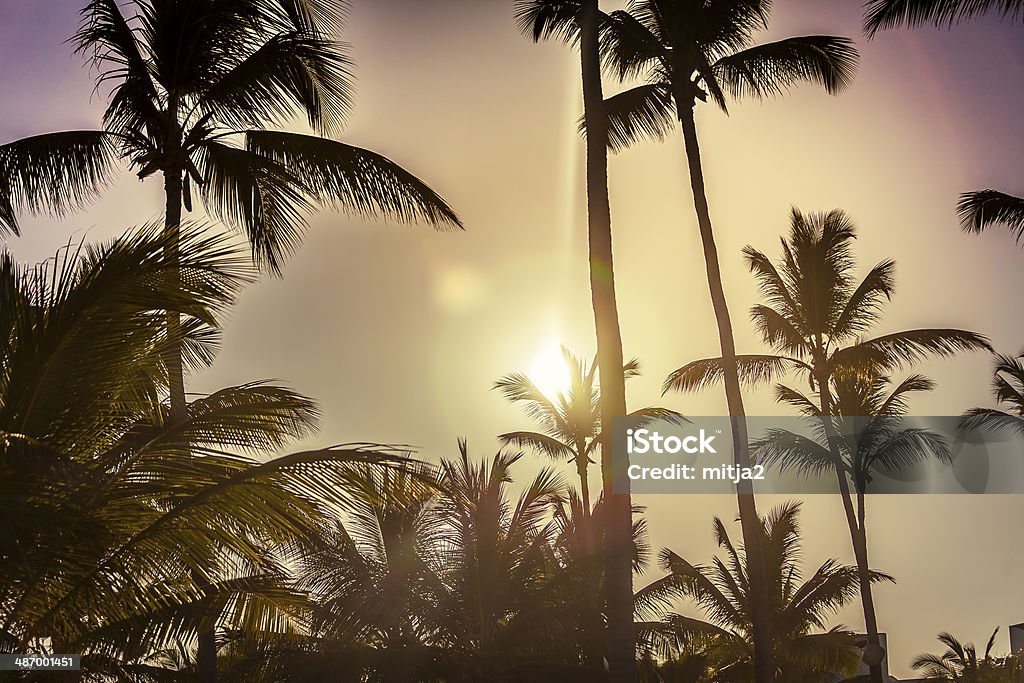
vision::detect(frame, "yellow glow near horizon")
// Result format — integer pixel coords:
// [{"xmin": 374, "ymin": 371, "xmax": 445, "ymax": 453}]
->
[{"xmin": 528, "ymin": 342, "xmax": 572, "ymax": 400}]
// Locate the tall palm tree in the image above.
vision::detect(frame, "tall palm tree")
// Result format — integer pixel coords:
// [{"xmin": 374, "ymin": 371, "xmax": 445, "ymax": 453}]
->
[
  {"xmin": 598, "ymin": 5, "xmax": 858, "ymax": 679},
  {"xmin": 495, "ymin": 349, "xmax": 683, "ymax": 512},
  {"xmin": 912, "ymin": 629, "xmax": 1022, "ymax": 682},
  {"xmin": 864, "ymin": 0, "xmax": 1024, "ymax": 246},
  {"xmin": 515, "ymin": 3, "xmax": 636, "ymax": 679},
  {"xmin": 666, "ymin": 208, "xmax": 991, "ymax": 683},
  {"xmin": 0, "ymin": 0, "xmax": 461, "ymax": 426},
  {"xmin": 639, "ymin": 502, "xmax": 876, "ymax": 683},
  {"xmin": 0, "ymin": 225, "xmax": 420, "ymax": 678}
]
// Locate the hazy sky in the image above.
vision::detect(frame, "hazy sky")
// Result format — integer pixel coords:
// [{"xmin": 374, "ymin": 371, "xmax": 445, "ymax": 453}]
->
[{"xmin": 2, "ymin": 1, "xmax": 1023, "ymax": 676}]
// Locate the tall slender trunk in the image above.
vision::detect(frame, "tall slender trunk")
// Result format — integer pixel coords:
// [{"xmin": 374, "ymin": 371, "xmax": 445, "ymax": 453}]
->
[
  {"xmin": 162, "ymin": 109, "xmax": 217, "ymax": 683},
  {"xmin": 163, "ymin": 167, "xmax": 187, "ymax": 424},
  {"xmin": 677, "ymin": 105, "xmax": 774, "ymax": 683},
  {"xmin": 579, "ymin": 1, "xmax": 635, "ymax": 680},
  {"xmin": 817, "ymin": 379, "xmax": 884, "ymax": 683}
]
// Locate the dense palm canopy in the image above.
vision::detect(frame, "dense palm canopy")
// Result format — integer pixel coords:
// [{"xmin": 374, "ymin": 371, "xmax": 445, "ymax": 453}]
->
[
  {"xmin": 0, "ymin": 0, "xmax": 461, "ymax": 272},
  {"xmin": 0, "ymin": 226, "xmax": 420, "ymax": 677},
  {"xmin": 638, "ymin": 502, "xmax": 874, "ymax": 683}
]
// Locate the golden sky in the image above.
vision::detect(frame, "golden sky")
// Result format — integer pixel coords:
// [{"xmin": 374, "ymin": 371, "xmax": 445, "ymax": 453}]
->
[{"xmin": 2, "ymin": 1, "xmax": 1023, "ymax": 675}]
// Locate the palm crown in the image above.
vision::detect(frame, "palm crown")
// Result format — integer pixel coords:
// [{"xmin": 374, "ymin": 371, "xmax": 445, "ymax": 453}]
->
[
  {"xmin": 594, "ymin": 0, "xmax": 858, "ymax": 151},
  {"xmin": 0, "ymin": 0, "xmax": 461, "ymax": 273},
  {"xmin": 665, "ymin": 208, "xmax": 991, "ymax": 402},
  {"xmin": 641, "ymin": 502, "xmax": 877, "ymax": 682}
]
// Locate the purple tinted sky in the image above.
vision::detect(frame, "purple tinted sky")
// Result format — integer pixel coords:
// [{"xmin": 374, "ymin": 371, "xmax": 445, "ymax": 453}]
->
[{"xmin": 1, "ymin": 1, "xmax": 1023, "ymax": 675}]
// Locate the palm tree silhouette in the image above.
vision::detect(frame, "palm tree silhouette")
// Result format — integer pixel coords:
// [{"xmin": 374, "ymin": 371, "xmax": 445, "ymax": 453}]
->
[
  {"xmin": 599, "ymin": 4, "xmax": 857, "ymax": 679},
  {"xmin": 962, "ymin": 352, "xmax": 1024, "ymax": 436},
  {"xmin": 495, "ymin": 349, "xmax": 684, "ymax": 512},
  {"xmin": 912, "ymin": 629, "xmax": 1019, "ymax": 682},
  {"xmin": 865, "ymin": 0, "xmax": 1024, "ymax": 247},
  {"xmin": 640, "ymin": 502, "xmax": 878, "ymax": 683},
  {"xmin": 666, "ymin": 208, "xmax": 991, "ymax": 683},
  {"xmin": 0, "ymin": 225, "xmax": 420, "ymax": 678},
  {"xmin": 0, "ymin": 0, "xmax": 461, "ymax": 428},
  {"xmin": 515, "ymin": 3, "xmax": 636, "ymax": 679}
]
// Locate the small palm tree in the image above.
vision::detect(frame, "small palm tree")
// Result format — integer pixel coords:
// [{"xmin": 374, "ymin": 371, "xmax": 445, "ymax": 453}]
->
[
  {"xmin": 912, "ymin": 629, "xmax": 1022, "ymax": 682},
  {"xmin": 639, "ymin": 502, "xmax": 876, "ymax": 683},
  {"xmin": 665, "ymin": 208, "xmax": 990, "ymax": 683},
  {"xmin": 495, "ymin": 349, "xmax": 684, "ymax": 512},
  {"xmin": 962, "ymin": 353, "xmax": 1024, "ymax": 436},
  {"xmin": 864, "ymin": 0, "xmax": 1024, "ymax": 246},
  {"xmin": 598, "ymin": 8, "xmax": 858, "ymax": 679}
]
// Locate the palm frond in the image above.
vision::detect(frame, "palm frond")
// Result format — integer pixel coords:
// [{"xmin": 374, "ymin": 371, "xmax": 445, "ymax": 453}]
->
[
  {"xmin": 957, "ymin": 189, "xmax": 1024, "ymax": 242},
  {"xmin": 663, "ymin": 354, "xmax": 810, "ymax": 394},
  {"xmin": 712, "ymin": 36, "xmax": 859, "ymax": 99},
  {"xmin": 865, "ymin": 0, "xmax": 1024, "ymax": 36},
  {"xmin": 598, "ymin": 83, "xmax": 676, "ymax": 153},
  {"xmin": 246, "ymin": 130, "xmax": 462, "ymax": 234},
  {"xmin": 0, "ymin": 131, "xmax": 119, "ymax": 235},
  {"xmin": 831, "ymin": 329, "xmax": 992, "ymax": 373}
]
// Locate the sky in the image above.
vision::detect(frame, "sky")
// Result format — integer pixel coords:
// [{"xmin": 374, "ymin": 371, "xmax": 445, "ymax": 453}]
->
[{"xmin": 1, "ymin": 0, "xmax": 1023, "ymax": 677}]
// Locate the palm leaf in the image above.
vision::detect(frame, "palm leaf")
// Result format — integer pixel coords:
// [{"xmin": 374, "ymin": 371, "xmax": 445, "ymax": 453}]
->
[
  {"xmin": 957, "ymin": 189, "xmax": 1024, "ymax": 242},
  {"xmin": 712, "ymin": 36, "xmax": 859, "ymax": 99},
  {"xmin": 0, "ymin": 131, "xmax": 119, "ymax": 235},
  {"xmin": 865, "ymin": 0, "xmax": 1024, "ymax": 36}
]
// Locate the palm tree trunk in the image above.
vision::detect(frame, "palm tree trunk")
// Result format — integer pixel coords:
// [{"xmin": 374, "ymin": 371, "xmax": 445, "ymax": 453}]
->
[
  {"xmin": 163, "ymin": 167, "xmax": 187, "ymax": 424},
  {"xmin": 163, "ymin": 112, "xmax": 217, "ymax": 682},
  {"xmin": 579, "ymin": 1, "xmax": 635, "ymax": 680},
  {"xmin": 576, "ymin": 450, "xmax": 592, "ymax": 513},
  {"xmin": 816, "ymin": 380, "xmax": 884, "ymax": 683},
  {"xmin": 677, "ymin": 104, "xmax": 774, "ymax": 683},
  {"xmin": 855, "ymin": 490, "xmax": 885, "ymax": 682}
]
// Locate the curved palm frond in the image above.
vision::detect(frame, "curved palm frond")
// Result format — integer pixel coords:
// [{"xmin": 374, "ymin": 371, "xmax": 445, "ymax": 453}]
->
[
  {"xmin": 865, "ymin": 0, "xmax": 1024, "ymax": 36},
  {"xmin": 663, "ymin": 354, "xmax": 810, "ymax": 394},
  {"xmin": 957, "ymin": 189, "xmax": 1024, "ymax": 243},
  {"xmin": 0, "ymin": 131, "xmax": 119, "ymax": 235},
  {"xmin": 712, "ymin": 36, "xmax": 859, "ymax": 99}
]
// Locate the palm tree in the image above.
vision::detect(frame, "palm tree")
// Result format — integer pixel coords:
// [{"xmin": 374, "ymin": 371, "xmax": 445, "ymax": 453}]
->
[
  {"xmin": 639, "ymin": 502, "xmax": 875, "ymax": 683},
  {"xmin": 515, "ymin": 3, "xmax": 635, "ymax": 679},
  {"xmin": 912, "ymin": 629, "xmax": 1022, "ymax": 682},
  {"xmin": 296, "ymin": 465, "xmax": 453, "ymax": 683},
  {"xmin": 495, "ymin": 349, "xmax": 684, "ymax": 512},
  {"xmin": 0, "ymin": 0, "xmax": 461, "ymax": 427},
  {"xmin": 599, "ymin": 5, "xmax": 858, "ymax": 679},
  {"xmin": 864, "ymin": 0, "xmax": 1024, "ymax": 246},
  {"xmin": 962, "ymin": 353, "xmax": 1024, "ymax": 436},
  {"xmin": 0, "ymin": 224, "xmax": 423, "ymax": 678},
  {"xmin": 665, "ymin": 208, "xmax": 991, "ymax": 683}
]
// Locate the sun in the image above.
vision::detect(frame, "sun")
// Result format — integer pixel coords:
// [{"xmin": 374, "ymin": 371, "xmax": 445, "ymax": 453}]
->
[{"xmin": 528, "ymin": 342, "xmax": 572, "ymax": 400}]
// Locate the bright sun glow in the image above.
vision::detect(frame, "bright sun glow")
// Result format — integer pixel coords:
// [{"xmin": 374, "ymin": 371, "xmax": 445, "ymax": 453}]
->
[{"xmin": 528, "ymin": 342, "xmax": 572, "ymax": 400}]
